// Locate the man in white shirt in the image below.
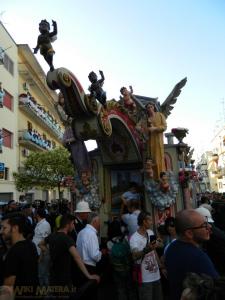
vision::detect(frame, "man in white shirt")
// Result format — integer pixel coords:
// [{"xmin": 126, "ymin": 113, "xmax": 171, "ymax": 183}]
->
[
  {"xmin": 122, "ymin": 199, "xmax": 140, "ymax": 237},
  {"xmin": 32, "ymin": 208, "xmax": 51, "ymax": 255},
  {"xmin": 76, "ymin": 212, "xmax": 102, "ymax": 300},
  {"xmin": 121, "ymin": 182, "xmax": 141, "ymax": 213},
  {"xmin": 76, "ymin": 212, "xmax": 102, "ymax": 268},
  {"xmin": 130, "ymin": 211, "xmax": 163, "ymax": 300},
  {"xmin": 73, "ymin": 201, "xmax": 91, "ymax": 243}
]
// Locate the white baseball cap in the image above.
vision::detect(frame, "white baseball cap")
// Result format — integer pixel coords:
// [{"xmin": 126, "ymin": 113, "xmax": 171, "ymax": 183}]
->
[
  {"xmin": 75, "ymin": 201, "xmax": 91, "ymax": 213},
  {"xmin": 195, "ymin": 207, "xmax": 214, "ymax": 223}
]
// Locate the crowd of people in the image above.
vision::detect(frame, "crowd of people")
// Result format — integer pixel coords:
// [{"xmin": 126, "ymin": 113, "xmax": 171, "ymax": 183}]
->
[
  {"xmin": 0, "ymin": 192, "xmax": 225, "ymax": 300},
  {"xmin": 20, "ymin": 129, "xmax": 55, "ymax": 151},
  {"xmin": 19, "ymin": 93, "xmax": 63, "ymax": 139}
]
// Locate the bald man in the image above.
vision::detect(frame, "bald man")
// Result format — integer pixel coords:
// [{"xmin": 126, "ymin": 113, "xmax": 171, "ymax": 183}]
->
[{"xmin": 165, "ymin": 209, "xmax": 218, "ymax": 300}]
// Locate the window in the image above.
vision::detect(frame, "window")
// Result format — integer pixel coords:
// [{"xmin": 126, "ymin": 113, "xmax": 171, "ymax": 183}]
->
[
  {"xmin": 4, "ymin": 167, "xmax": 9, "ymax": 180},
  {"xmin": 4, "ymin": 53, "xmax": 14, "ymax": 76},
  {"xmin": 42, "ymin": 190, "xmax": 49, "ymax": 202},
  {"xmin": 3, "ymin": 90, "xmax": 13, "ymax": 111},
  {"xmin": 2, "ymin": 128, "xmax": 13, "ymax": 148},
  {"xmin": 25, "ymin": 193, "xmax": 34, "ymax": 203},
  {"xmin": 0, "ymin": 193, "xmax": 13, "ymax": 202},
  {"xmin": 27, "ymin": 121, "xmax": 32, "ymax": 131},
  {"xmin": 52, "ymin": 190, "xmax": 56, "ymax": 200}
]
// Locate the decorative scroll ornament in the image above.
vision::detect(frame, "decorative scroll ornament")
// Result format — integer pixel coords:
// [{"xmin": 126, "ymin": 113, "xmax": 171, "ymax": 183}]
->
[
  {"xmin": 98, "ymin": 107, "xmax": 112, "ymax": 136},
  {"xmin": 58, "ymin": 70, "xmax": 72, "ymax": 87}
]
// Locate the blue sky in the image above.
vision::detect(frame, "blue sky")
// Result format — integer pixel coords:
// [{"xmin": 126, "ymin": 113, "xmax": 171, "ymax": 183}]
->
[{"xmin": 2, "ymin": 0, "xmax": 225, "ymax": 160}]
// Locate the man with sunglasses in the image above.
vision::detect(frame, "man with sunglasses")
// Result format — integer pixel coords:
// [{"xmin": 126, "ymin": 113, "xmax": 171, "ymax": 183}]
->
[
  {"xmin": 196, "ymin": 206, "xmax": 225, "ymax": 276},
  {"xmin": 165, "ymin": 209, "xmax": 218, "ymax": 300}
]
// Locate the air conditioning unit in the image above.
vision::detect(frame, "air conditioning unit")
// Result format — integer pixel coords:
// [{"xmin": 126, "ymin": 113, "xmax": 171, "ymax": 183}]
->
[{"xmin": 22, "ymin": 149, "xmax": 30, "ymax": 157}]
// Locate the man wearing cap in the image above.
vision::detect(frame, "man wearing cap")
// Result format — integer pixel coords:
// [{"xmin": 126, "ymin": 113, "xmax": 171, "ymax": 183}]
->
[
  {"xmin": 73, "ymin": 201, "xmax": 91, "ymax": 243},
  {"xmin": 199, "ymin": 196, "xmax": 212, "ymax": 212},
  {"xmin": 196, "ymin": 206, "xmax": 225, "ymax": 275},
  {"xmin": 70, "ymin": 201, "xmax": 91, "ymax": 287}
]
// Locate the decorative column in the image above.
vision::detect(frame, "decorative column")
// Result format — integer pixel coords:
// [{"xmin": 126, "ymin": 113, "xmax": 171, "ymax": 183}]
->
[
  {"xmin": 165, "ymin": 132, "xmax": 174, "ymax": 144},
  {"xmin": 172, "ymin": 127, "xmax": 192, "ymax": 209}
]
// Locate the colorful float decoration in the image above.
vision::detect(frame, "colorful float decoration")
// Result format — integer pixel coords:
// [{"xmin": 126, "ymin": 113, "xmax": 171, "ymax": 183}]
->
[
  {"xmin": 144, "ymin": 159, "xmax": 178, "ymax": 210},
  {"xmin": 34, "ymin": 19, "xmax": 188, "ymax": 212},
  {"xmin": 74, "ymin": 171, "xmax": 101, "ymax": 210}
]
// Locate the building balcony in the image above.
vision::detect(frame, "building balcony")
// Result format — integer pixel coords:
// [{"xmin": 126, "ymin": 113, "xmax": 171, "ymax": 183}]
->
[
  {"xmin": 18, "ymin": 130, "xmax": 53, "ymax": 151},
  {"xmin": 19, "ymin": 95, "xmax": 63, "ymax": 141}
]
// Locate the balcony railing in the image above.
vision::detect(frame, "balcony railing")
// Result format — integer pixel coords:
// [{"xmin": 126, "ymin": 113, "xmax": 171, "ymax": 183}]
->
[
  {"xmin": 18, "ymin": 130, "xmax": 53, "ymax": 151},
  {"xmin": 19, "ymin": 95, "xmax": 63, "ymax": 141}
]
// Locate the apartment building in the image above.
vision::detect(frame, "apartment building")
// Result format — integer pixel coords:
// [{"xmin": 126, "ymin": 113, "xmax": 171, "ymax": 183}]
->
[
  {"xmin": 209, "ymin": 126, "xmax": 225, "ymax": 192},
  {"xmin": 0, "ymin": 22, "xmax": 18, "ymax": 202},
  {"xmin": 196, "ymin": 152, "xmax": 213, "ymax": 192},
  {"xmin": 197, "ymin": 126, "xmax": 225, "ymax": 193},
  {"xmin": 0, "ymin": 22, "xmax": 66, "ymax": 203}
]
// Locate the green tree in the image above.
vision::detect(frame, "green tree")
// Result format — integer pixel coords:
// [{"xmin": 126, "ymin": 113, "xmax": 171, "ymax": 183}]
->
[{"xmin": 13, "ymin": 147, "xmax": 74, "ymax": 199}]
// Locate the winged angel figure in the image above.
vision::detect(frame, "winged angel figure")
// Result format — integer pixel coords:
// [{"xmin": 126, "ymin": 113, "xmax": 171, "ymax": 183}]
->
[
  {"xmin": 135, "ymin": 77, "xmax": 187, "ymax": 179},
  {"xmin": 134, "ymin": 77, "xmax": 187, "ymax": 209}
]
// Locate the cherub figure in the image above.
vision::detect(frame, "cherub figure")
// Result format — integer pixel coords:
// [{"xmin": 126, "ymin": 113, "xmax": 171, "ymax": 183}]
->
[
  {"xmin": 159, "ymin": 172, "xmax": 170, "ymax": 193},
  {"xmin": 81, "ymin": 171, "xmax": 90, "ymax": 185},
  {"xmin": 33, "ymin": 19, "xmax": 57, "ymax": 71},
  {"xmin": 145, "ymin": 158, "xmax": 155, "ymax": 178},
  {"xmin": 88, "ymin": 70, "xmax": 107, "ymax": 108},
  {"xmin": 0, "ymin": 82, "xmax": 5, "ymax": 108},
  {"xmin": 120, "ymin": 86, "xmax": 136, "ymax": 112},
  {"xmin": 144, "ymin": 170, "xmax": 178, "ymax": 210}
]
